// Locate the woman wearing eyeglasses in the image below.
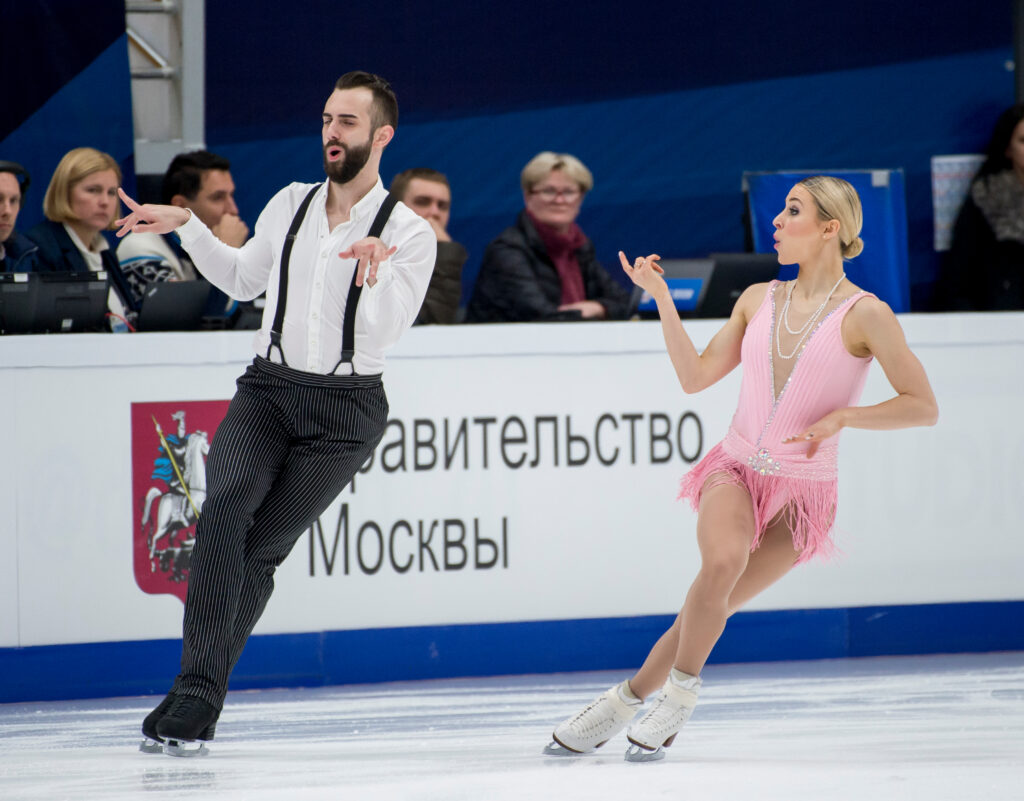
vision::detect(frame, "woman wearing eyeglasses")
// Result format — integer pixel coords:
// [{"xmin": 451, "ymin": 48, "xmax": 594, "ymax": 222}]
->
[{"xmin": 465, "ymin": 151, "xmax": 630, "ymax": 323}]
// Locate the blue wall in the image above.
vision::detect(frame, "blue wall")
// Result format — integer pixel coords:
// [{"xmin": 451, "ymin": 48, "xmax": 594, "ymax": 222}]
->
[
  {"xmin": 199, "ymin": 0, "xmax": 1014, "ymax": 309},
  {"xmin": 0, "ymin": 1, "xmax": 1015, "ymax": 307},
  {"xmin": 0, "ymin": 1, "xmax": 1007, "ymax": 309},
  {"xmin": 0, "ymin": 2, "xmax": 136, "ymax": 229}
]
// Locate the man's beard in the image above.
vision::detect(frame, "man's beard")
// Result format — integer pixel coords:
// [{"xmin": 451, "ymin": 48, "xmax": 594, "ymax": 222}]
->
[{"xmin": 323, "ymin": 137, "xmax": 373, "ymax": 185}]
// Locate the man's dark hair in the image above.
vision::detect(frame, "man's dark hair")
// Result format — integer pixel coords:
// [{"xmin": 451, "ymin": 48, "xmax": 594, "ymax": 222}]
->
[
  {"xmin": 161, "ymin": 150, "xmax": 232, "ymax": 204},
  {"xmin": 0, "ymin": 160, "xmax": 30, "ymax": 196},
  {"xmin": 389, "ymin": 167, "xmax": 449, "ymax": 201},
  {"xmin": 335, "ymin": 71, "xmax": 398, "ymax": 132}
]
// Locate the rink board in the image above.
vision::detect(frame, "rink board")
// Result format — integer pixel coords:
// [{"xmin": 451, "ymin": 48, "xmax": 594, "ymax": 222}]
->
[
  {"xmin": 3, "ymin": 601, "xmax": 1023, "ymax": 703},
  {"xmin": 1, "ymin": 316, "xmax": 1022, "ymax": 702}
]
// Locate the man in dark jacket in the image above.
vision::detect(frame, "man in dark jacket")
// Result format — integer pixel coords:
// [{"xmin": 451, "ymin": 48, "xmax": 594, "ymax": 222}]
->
[
  {"xmin": 0, "ymin": 161, "xmax": 40, "ymax": 272},
  {"xmin": 465, "ymin": 151, "xmax": 630, "ymax": 323},
  {"xmin": 390, "ymin": 167, "xmax": 465, "ymax": 324}
]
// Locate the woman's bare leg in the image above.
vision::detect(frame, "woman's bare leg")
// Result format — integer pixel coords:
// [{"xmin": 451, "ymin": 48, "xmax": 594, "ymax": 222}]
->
[
  {"xmin": 727, "ymin": 515, "xmax": 800, "ymax": 614},
  {"xmin": 629, "ymin": 481, "xmax": 755, "ymax": 698},
  {"xmin": 627, "ymin": 612, "xmax": 683, "ymax": 699},
  {"xmin": 628, "ymin": 504, "xmax": 800, "ymax": 699}
]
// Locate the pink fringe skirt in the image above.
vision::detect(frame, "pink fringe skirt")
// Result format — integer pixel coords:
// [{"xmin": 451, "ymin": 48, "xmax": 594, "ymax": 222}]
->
[{"xmin": 678, "ymin": 440, "xmax": 839, "ymax": 564}]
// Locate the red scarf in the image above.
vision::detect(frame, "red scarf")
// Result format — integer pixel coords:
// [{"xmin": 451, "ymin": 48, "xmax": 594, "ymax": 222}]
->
[{"xmin": 528, "ymin": 212, "xmax": 586, "ymax": 305}]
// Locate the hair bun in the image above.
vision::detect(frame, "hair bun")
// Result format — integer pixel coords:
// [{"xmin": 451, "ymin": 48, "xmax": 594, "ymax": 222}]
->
[{"xmin": 843, "ymin": 236, "xmax": 864, "ymax": 259}]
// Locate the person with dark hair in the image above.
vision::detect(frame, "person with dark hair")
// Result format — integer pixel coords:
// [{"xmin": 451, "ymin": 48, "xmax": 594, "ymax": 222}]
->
[
  {"xmin": 115, "ymin": 70, "xmax": 435, "ymax": 755},
  {"xmin": 160, "ymin": 150, "xmax": 248, "ymax": 247},
  {"xmin": 390, "ymin": 167, "xmax": 465, "ymax": 323},
  {"xmin": 117, "ymin": 150, "xmax": 247, "ymax": 312},
  {"xmin": 0, "ymin": 160, "xmax": 39, "ymax": 272},
  {"xmin": 933, "ymin": 103, "xmax": 1024, "ymax": 310},
  {"xmin": 465, "ymin": 151, "xmax": 631, "ymax": 323}
]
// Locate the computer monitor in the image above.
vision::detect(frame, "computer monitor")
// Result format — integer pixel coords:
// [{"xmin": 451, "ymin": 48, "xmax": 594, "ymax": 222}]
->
[
  {"xmin": 135, "ymin": 279, "xmax": 212, "ymax": 332},
  {"xmin": 701, "ymin": 253, "xmax": 780, "ymax": 318},
  {"xmin": 633, "ymin": 258, "xmax": 715, "ymax": 318},
  {"xmin": 633, "ymin": 254, "xmax": 779, "ymax": 319},
  {"xmin": 0, "ymin": 271, "xmax": 109, "ymax": 334}
]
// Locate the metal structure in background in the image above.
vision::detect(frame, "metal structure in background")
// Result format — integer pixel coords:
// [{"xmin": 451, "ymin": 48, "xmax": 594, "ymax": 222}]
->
[{"xmin": 125, "ymin": 0, "xmax": 205, "ymax": 177}]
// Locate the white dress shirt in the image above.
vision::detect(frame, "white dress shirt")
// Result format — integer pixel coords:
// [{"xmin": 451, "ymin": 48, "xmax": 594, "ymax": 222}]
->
[{"xmin": 176, "ymin": 178, "xmax": 436, "ymax": 375}]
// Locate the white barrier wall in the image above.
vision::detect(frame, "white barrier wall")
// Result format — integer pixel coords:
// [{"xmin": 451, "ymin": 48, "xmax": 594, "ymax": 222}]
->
[{"xmin": 1, "ymin": 313, "xmax": 1022, "ymax": 651}]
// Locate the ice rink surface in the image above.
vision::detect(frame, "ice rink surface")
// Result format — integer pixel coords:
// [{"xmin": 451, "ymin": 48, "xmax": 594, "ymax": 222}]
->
[{"xmin": 1, "ymin": 651, "xmax": 1022, "ymax": 801}]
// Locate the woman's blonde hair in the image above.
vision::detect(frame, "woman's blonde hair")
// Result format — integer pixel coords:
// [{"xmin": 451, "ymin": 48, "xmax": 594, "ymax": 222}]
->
[
  {"xmin": 797, "ymin": 175, "xmax": 864, "ymax": 259},
  {"xmin": 43, "ymin": 147, "xmax": 122, "ymax": 228},
  {"xmin": 520, "ymin": 151, "xmax": 594, "ymax": 194}
]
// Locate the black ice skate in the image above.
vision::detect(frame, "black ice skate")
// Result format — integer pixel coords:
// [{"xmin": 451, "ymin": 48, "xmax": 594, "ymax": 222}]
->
[
  {"xmin": 155, "ymin": 694, "xmax": 219, "ymax": 757},
  {"xmin": 139, "ymin": 692, "xmax": 176, "ymax": 754}
]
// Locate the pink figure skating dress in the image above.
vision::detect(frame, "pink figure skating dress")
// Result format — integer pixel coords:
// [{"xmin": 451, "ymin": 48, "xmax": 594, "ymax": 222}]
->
[{"xmin": 679, "ymin": 280, "xmax": 875, "ymax": 562}]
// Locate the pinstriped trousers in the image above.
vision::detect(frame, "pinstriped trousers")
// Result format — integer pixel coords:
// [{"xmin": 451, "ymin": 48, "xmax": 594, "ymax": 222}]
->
[{"xmin": 171, "ymin": 357, "xmax": 388, "ymax": 708}]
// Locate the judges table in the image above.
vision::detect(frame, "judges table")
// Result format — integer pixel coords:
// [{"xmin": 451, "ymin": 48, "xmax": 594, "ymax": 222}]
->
[{"xmin": 2, "ymin": 314, "xmax": 1022, "ymax": 702}]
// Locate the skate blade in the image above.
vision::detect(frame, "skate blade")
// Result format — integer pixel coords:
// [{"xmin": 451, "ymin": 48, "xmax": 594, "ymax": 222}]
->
[
  {"xmin": 542, "ymin": 740, "xmax": 587, "ymax": 757},
  {"xmin": 139, "ymin": 738, "xmax": 164, "ymax": 754},
  {"xmin": 162, "ymin": 739, "xmax": 210, "ymax": 758},
  {"xmin": 625, "ymin": 744, "xmax": 665, "ymax": 763}
]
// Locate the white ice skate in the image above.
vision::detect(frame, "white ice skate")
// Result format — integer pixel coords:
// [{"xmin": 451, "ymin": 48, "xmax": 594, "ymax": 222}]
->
[
  {"xmin": 624, "ymin": 670, "xmax": 700, "ymax": 763},
  {"xmin": 543, "ymin": 681, "xmax": 641, "ymax": 756}
]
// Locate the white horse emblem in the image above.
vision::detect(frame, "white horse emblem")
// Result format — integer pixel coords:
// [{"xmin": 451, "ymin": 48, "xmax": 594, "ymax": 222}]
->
[{"xmin": 140, "ymin": 429, "xmax": 210, "ymax": 571}]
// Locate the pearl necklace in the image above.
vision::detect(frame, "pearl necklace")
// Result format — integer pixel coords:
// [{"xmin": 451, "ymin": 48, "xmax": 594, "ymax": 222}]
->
[{"xmin": 775, "ymin": 273, "xmax": 845, "ymax": 360}]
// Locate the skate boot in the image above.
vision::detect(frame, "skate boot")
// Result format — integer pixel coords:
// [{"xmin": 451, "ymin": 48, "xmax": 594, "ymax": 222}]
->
[
  {"xmin": 140, "ymin": 692, "xmax": 176, "ymax": 753},
  {"xmin": 155, "ymin": 694, "xmax": 219, "ymax": 757},
  {"xmin": 625, "ymin": 669, "xmax": 701, "ymax": 762},
  {"xmin": 543, "ymin": 680, "xmax": 641, "ymax": 756}
]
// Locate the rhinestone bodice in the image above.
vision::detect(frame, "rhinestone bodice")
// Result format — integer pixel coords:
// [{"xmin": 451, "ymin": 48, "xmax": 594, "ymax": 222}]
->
[{"xmin": 726, "ymin": 280, "xmax": 874, "ymax": 477}]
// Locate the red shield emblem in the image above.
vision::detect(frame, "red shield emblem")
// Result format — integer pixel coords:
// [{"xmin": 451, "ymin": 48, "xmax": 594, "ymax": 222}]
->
[{"xmin": 130, "ymin": 401, "xmax": 229, "ymax": 601}]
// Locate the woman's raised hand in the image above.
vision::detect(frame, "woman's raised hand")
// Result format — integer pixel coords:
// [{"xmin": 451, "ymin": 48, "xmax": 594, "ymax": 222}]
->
[
  {"xmin": 114, "ymin": 187, "xmax": 192, "ymax": 238},
  {"xmin": 619, "ymin": 251, "xmax": 666, "ymax": 296}
]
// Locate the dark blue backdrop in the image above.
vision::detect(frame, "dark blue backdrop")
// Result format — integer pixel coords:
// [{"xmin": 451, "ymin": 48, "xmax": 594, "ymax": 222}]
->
[{"xmin": 1, "ymin": 0, "xmax": 1014, "ymax": 309}]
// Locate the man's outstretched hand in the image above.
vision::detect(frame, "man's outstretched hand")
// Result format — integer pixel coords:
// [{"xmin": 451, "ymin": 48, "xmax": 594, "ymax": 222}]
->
[{"xmin": 114, "ymin": 187, "xmax": 192, "ymax": 238}]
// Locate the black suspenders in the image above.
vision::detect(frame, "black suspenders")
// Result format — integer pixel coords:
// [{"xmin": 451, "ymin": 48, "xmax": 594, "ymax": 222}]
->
[{"xmin": 266, "ymin": 185, "xmax": 400, "ymax": 374}]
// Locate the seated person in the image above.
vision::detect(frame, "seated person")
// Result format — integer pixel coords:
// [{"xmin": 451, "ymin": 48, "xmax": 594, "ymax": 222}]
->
[
  {"xmin": 0, "ymin": 160, "xmax": 39, "ymax": 272},
  {"xmin": 933, "ymin": 103, "xmax": 1024, "ymax": 311},
  {"xmin": 465, "ymin": 151, "xmax": 630, "ymax": 323},
  {"xmin": 117, "ymin": 150, "xmax": 248, "ymax": 316},
  {"xmin": 390, "ymin": 167, "xmax": 465, "ymax": 324},
  {"xmin": 28, "ymin": 147, "xmax": 137, "ymax": 327}
]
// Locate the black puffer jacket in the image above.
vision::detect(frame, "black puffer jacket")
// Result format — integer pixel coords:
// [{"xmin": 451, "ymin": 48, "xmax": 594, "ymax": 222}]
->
[
  {"xmin": 416, "ymin": 240, "xmax": 466, "ymax": 325},
  {"xmin": 465, "ymin": 211, "xmax": 630, "ymax": 323}
]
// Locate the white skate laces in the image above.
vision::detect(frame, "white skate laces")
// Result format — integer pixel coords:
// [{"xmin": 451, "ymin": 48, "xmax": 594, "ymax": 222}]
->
[
  {"xmin": 544, "ymin": 680, "xmax": 641, "ymax": 755},
  {"xmin": 625, "ymin": 669, "xmax": 701, "ymax": 762}
]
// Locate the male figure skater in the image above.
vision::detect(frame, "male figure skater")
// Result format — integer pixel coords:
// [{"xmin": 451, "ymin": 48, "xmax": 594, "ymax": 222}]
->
[{"xmin": 116, "ymin": 71, "xmax": 436, "ymax": 756}]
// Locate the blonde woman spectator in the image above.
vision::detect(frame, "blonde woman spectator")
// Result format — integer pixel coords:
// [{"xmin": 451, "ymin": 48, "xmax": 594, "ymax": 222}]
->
[
  {"xmin": 29, "ymin": 147, "xmax": 137, "ymax": 325},
  {"xmin": 466, "ymin": 151, "xmax": 630, "ymax": 322}
]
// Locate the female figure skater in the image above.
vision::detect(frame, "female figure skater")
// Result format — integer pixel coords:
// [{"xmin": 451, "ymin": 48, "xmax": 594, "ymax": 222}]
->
[{"xmin": 544, "ymin": 176, "xmax": 938, "ymax": 762}]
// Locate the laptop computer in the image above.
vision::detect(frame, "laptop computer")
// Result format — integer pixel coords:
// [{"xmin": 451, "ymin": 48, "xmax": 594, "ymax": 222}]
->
[
  {"xmin": 633, "ymin": 258, "xmax": 715, "ymax": 319},
  {"xmin": 0, "ymin": 271, "xmax": 108, "ymax": 334},
  {"xmin": 135, "ymin": 279, "xmax": 212, "ymax": 332},
  {"xmin": 701, "ymin": 253, "xmax": 780, "ymax": 318},
  {"xmin": 632, "ymin": 254, "xmax": 780, "ymax": 319}
]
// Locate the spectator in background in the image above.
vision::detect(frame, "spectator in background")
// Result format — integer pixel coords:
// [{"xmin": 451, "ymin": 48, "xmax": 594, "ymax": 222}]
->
[
  {"xmin": 117, "ymin": 150, "xmax": 248, "ymax": 315},
  {"xmin": 390, "ymin": 167, "xmax": 464, "ymax": 324},
  {"xmin": 933, "ymin": 103, "xmax": 1024, "ymax": 311},
  {"xmin": 28, "ymin": 147, "xmax": 137, "ymax": 326},
  {"xmin": 0, "ymin": 160, "xmax": 39, "ymax": 272},
  {"xmin": 465, "ymin": 151, "xmax": 630, "ymax": 323}
]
